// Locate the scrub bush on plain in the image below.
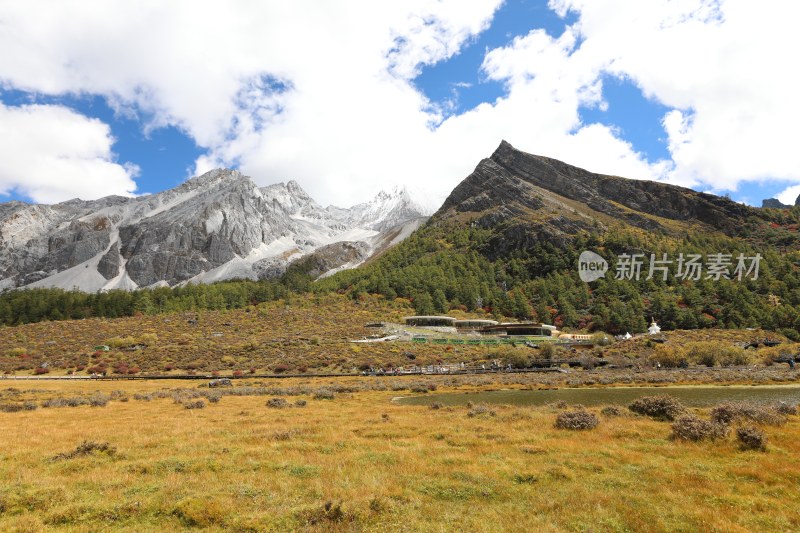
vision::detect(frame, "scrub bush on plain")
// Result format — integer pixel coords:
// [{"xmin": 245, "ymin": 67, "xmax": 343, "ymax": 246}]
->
[
  {"xmin": 671, "ymin": 415, "xmax": 728, "ymax": 441},
  {"xmin": 736, "ymin": 426, "xmax": 767, "ymax": 451},
  {"xmin": 628, "ymin": 395, "xmax": 687, "ymax": 421},
  {"xmin": 554, "ymin": 410, "xmax": 599, "ymax": 430}
]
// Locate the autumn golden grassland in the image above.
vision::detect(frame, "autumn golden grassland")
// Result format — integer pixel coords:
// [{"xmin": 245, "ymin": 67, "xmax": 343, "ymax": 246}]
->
[{"xmin": 1, "ymin": 376, "xmax": 799, "ymax": 532}]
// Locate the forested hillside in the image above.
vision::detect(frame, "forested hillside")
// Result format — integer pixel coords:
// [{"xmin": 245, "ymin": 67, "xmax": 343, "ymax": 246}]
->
[{"xmin": 315, "ymin": 142, "xmax": 800, "ymax": 338}]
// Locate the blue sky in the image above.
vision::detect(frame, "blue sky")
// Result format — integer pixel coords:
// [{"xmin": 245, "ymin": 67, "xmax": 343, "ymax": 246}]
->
[{"xmin": 0, "ymin": 0, "xmax": 798, "ymax": 207}]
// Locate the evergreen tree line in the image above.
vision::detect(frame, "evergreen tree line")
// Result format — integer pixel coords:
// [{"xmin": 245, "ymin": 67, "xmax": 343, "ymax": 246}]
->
[{"xmin": 0, "ymin": 280, "xmax": 288, "ymax": 326}]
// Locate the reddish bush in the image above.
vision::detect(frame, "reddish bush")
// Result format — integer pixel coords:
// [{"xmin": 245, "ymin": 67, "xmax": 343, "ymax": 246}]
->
[
  {"xmin": 232, "ymin": 370, "xmax": 244, "ymax": 377},
  {"xmin": 33, "ymin": 366, "xmax": 50, "ymax": 375},
  {"xmin": 273, "ymin": 364, "xmax": 291, "ymax": 373}
]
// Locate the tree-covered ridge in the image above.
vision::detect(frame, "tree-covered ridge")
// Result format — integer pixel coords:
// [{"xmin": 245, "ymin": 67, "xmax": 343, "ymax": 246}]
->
[
  {"xmin": 0, "ymin": 280, "xmax": 289, "ymax": 326},
  {"xmin": 315, "ymin": 214, "xmax": 800, "ymax": 339}
]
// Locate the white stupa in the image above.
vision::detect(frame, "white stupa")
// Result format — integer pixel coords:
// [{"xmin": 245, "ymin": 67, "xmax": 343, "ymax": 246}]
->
[{"xmin": 648, "ymin": 318, "xmax": 661, "ymax": 335}]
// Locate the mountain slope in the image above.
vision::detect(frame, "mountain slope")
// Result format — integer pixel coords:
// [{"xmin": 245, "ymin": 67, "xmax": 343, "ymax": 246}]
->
[
  {"xmin": 319, "ymin": 141, "xmax": 800, "ymax": 337},
  {"xmin": 0, "ymin": 170, "xmax": 431, "ymax": 291}
]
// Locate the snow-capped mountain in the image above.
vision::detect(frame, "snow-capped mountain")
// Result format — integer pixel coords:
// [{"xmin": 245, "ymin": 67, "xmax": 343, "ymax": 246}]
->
[
  {"xmin": 0, "ymin": 170, "xmax": 433, "ymax": 292},
  {"xmin": 345, "ymin": 185, "xmax": 436, "ymax": 232}
]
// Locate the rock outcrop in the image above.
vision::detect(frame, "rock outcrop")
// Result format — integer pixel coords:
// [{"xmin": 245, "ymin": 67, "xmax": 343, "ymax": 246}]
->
[{"xmin": 762, "ymin": 198, "xmax": 791, "ymax": 209}]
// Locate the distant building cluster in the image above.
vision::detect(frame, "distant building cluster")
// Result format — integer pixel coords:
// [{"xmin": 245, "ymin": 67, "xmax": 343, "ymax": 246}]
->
[{"xmin": 402, "ymin": 316, "xmax": 589, "ymax": 339}]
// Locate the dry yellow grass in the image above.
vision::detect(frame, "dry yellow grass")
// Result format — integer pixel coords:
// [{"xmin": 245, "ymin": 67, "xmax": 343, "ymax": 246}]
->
[{"xmin": 1, "ymin": 378, "xmax": 799, "ymax": 531}]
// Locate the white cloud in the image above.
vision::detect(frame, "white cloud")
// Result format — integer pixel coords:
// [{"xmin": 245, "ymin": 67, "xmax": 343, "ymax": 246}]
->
[
  {"xmin": 0, "ymin": 102, "xmax": 138, "ymax": 203},
  {"xmin": 552, "ymin": 0, "xmax": 800, "ymax": 190},
  {"xmin": 776, "ymin": 184, "xmax": 800, "ymax": 206},
  {"xmin": 0, "ymin": 0, "xmax": 798, "ymax": 207},
  {"xmin": 0, "ymin": 0, "xmax": 504, "ymax": 205}
]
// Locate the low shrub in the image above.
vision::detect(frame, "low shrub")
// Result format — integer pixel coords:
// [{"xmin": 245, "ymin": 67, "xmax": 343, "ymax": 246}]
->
[
  {"xmin": 774, "ymin": 402, "xmax": 797, "ymax": 416},
  {"xmin": 42, "ymin": 395, "xmax": 109, "ymax": 408},
  {"xmin": 50, "ymin": 440, "xmax": 116, "ymax": 461},
  {"xmin": 109, "ymin": 390, "xmax": 127, "ymax": 400},
  {"xmin": 89, "ymin": 393, "xmax": 110, "ymax": 407},
  {"xmin": 737, "ymin": 425, "xmax": 767, "ymax": 451},
  {"xmin": 266, "ymin": 397, "xmax": 289, "ymax": 409},
  {"xmin": 554, "ymin": 410, "xmax": 599, "ymax": 430},
  {"xmin": 313, "ymin": 388, "xmax": 335, "ymax": 400},
  {"xmin": 600, "ymin": 405, "xmax": 623, "ymax": 417},
  {"xmin": 183, "ymin": 400, "xmax": 205, "ymax": 410},
  {"xmin": 430, "ymin": 402, "xmax": 443, "ymax": 410},
  {"xmin": 206, "ymin": 392, "xmax": 221, "ymax": 403},
  {"xmin": 467, "ymin": 404, "xmax": 496, "ymax": 418},
  {"xmin": 294, "ymin": 399, "xmax": 307, "ymax": 408},
  {"xmin": 671, "ymin": 415, "xmax": 728, "ymax": 441},
  {"xmin": 548, "ymin": 400, "xmax": 568, "ymax": 410},
  {"xmin": 299, "ymin": 501, "xmax": 355, "ymax": 526},
  {"xmin": 628, "ymin": 395, "xmax": 687, "ymax": 421},
  {"xmin": 710, "ymin": 402, "xmax": 786, "ymax": 426}
]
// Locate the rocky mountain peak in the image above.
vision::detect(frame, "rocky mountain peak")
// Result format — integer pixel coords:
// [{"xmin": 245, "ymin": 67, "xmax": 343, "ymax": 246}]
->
[
  {"xmin": 286, "ymin": 179, "xmax": 307, "ymax": 195},
  {"xmin": 173, "ymin": 169, "xmax": 254, "ymax": 197},
  {"xmin": 442, "ymin": 140, "xmax": 755, "ymax": 236},
  {"xmin": 345, "ymin": 185, "xmax": 431, "ymax": 232}
]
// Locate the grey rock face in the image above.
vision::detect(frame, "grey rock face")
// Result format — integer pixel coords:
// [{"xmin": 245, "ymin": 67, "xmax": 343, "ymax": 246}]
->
[
  {"xmin": 97, "ymin": 242, "xmax": 121, "ymax": 280},
  {"xmin": 46, "ymin": 220, "xmax": 112, "ymax": 271},
  {"xmin": 0, "ymin": 168, "xmax": 431, "ymax": 290},
  {"xmin": 287, "ymin": 241, "xmax": 371, "ymax": 279}
]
